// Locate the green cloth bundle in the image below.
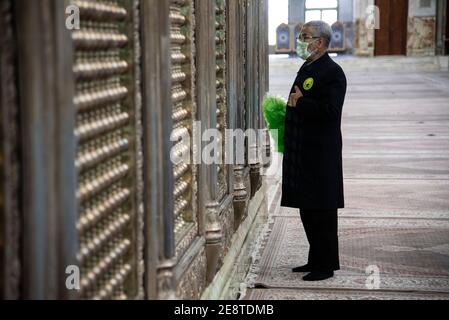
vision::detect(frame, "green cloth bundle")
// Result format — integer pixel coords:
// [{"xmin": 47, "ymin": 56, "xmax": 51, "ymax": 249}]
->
[{"xmin": 262, "ymin": 95, "xmax": 286, "ymax": 153}]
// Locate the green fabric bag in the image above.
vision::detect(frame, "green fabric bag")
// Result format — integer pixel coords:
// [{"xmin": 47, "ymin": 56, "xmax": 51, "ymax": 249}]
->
[{"xmin": 262, "ymin": 95, "xmax": 286, "ymax": 153}]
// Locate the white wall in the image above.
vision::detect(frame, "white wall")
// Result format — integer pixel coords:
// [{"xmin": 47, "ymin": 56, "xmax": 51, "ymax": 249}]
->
[{"xmin": 269, "ymin": 0, "xmax": 289, "ymax": 45}]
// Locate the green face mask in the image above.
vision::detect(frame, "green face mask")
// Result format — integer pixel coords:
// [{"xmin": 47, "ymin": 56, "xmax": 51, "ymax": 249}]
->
[{"xmin": 296, "ymin": 39, "xmax": 318, "ymax": 60}]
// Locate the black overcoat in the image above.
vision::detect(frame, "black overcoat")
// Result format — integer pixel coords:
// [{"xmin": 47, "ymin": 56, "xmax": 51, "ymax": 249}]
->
[{"xmin": 280, "ymin": 53, "xmax": 347, "ymax": 210}]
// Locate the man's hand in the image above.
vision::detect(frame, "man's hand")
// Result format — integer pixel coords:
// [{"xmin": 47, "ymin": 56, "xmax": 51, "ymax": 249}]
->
[{"xmin": 288, "ymin": 85, "xmax": 303, "ymax": 108}]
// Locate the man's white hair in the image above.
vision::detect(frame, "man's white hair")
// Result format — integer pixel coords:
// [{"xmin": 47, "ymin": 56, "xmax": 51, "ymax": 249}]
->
[{"xmin": 304, "ymin": 20, "xmax": 333, "ymax": 47}]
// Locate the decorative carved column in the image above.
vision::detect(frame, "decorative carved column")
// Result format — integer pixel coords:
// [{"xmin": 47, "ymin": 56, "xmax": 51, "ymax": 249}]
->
[
  {"xmin": 233, "ymin": 0, "xmax": 250, "ymax": 231},
  {"xmin": 15, "ymin": 0, "xmax": 78, "ymax": 299},
  {"xmin": 259, "ymin": 0, "xmax": 271, "ymax": 169},
  {"xmin": 247, "ymin": 0, "xmax": 262, "ymax": 198},
  {"xmin": 156, "ymin": 259, "xmax": 178, "ymax": 300},
  {"xmin": 0, "ymin": 0, "xmax": 21, "ymax": 300},
  {"xmin": 204, "ymin": 201, "xmax": 222, "ymax": 282},
  {"xmin": 141, "ymin": 0, "xmax": 177, "ymax": 300},
  {"xmin": 233, "ymin": 166, "xmax": 250, "ymax": 230},
  {"xmin": 195, "ymin": 0, "xmax": 223, "ymax": 284}
]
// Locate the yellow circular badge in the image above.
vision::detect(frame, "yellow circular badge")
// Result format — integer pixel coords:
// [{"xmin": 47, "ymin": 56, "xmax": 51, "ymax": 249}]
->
[{"xmin": 303, "ymin": 77, "xmax": 314, "ymax": 91}]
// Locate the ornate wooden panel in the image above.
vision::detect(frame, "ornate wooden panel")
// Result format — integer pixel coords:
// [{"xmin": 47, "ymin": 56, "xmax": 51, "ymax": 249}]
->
[
  {"xmin": 169, "ymin": 0, "xmax": 198, "ymax": 256},
  {"xmin": 72, "ymin": 0, "xmax": 143, "ymax": 300},
  {"xmin": 215, "ymin": 0, "xmax": 228, "ymax": 201}
]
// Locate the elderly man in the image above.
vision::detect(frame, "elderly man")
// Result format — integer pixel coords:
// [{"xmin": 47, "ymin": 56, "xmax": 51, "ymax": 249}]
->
[{"xmin": 280, "ymin": 21, "xmax": 347, "ymax": 281}]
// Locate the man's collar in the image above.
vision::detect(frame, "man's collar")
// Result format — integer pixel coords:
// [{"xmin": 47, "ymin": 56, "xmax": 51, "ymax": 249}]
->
[
  {"xmin": 298, "ymin": 52, "xmax": 330, "ymax": 73},
  {"xmin": 305, "ymin": 52, "xmax": 330, "ymax": 66}
]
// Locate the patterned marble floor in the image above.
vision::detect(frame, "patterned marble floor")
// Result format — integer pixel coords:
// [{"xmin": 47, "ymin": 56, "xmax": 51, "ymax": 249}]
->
[{"xmin": 242, "ymin": 56, "xmax": 449, "ymax": 300}]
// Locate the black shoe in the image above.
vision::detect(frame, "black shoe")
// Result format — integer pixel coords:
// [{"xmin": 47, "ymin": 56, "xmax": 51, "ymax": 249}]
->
[
  {"xmin": 292, "ymin": 264, "xmax": 312, "ymax": 273},
  {"xmin": 302, "ymin": 271, "xmax": 334, "ymax": 281}
]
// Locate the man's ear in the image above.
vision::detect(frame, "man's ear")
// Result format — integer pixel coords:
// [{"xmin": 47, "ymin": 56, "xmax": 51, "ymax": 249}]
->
[{"xmin": 319, "ymin": 38, "xmax": 326, "ymax": 50}]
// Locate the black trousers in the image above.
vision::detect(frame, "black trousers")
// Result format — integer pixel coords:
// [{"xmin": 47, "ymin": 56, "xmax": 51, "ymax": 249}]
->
[{"xmin": 299, "ymin": 209, "xmax": 340, "ymax": 271}]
